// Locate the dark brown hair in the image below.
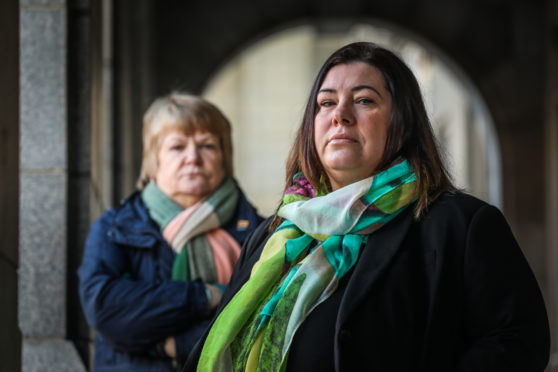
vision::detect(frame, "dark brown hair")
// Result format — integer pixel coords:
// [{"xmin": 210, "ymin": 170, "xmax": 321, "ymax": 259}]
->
[
  {"xmin": 137, "ymin": 92, "xmax": 233, "ymax": 189},
  {"xmin": 271, "ymin": 42, "xmax": 454, "ymax": 229}
]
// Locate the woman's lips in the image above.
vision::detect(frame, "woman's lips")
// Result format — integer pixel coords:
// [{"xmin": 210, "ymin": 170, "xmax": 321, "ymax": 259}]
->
[
  {"xmin": 328, "ymin": 134, "xmax": 357, "ymax": 144},
  {"xmin": 180, "ymin": 171, "xmax": 203, "ymax": 178}
]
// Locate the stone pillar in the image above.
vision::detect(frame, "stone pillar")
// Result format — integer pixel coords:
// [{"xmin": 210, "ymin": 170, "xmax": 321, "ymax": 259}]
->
[
  {"xmin": 0, "ymin": 0, "xmax": 21, "ymax": 371},
  {"xmin": 19, "ymin": 0, "xmax": 86, "ymax": 370}
]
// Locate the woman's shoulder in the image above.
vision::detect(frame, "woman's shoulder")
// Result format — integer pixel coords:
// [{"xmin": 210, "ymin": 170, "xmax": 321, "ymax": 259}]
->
[
  {"xmin": 241, "ymin": 216, "xmax": 274, "ymax": 257},
  {"xmin": 89, "ymin": 191, "xmax": 151, "ymax": 236},
  {"xmin": 429, "ymin": 190, "xmax": 491, "ymax": 213},
  {"xmin": 421, "ymin": 190, "xmax": 502, "ymax": 228}
]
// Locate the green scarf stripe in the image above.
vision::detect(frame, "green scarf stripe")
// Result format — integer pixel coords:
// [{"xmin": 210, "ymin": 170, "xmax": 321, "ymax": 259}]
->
[
  {"xmin": 172, "ymin": 249, "xmax": 190, "ymax": 281},
  {"xmin": 231, "ymin": 288, "xmax": 275, "ymax": 371},
  {"xmin": 284, "ymin": 233, "xmax": 314, "ymax": 264},
  {"xmin": 359, "ymin": 162, "xmax": 416, "ymax": 206},
  {"xmin": 141, "ymin": 182, "xmax": 184, "ymax": 229},
  {"xmin": 352, "ymin": 182, "xmax": 417, "ymax": 232},
  {"xmin": 359, "ymin": 174, "xmax": 416, "ymax": 208},
  {"xmin": 258, "ymin": 264, "xmax": 301, "ymax": 327},
  {"xmin": 322, "ymin": 234, "xmax": 362, "ymax": 278},
  {"xmin": 199, "ymin": 228, "xmax": 302, "ymax": 370},
  {"xmin": 281, "ymin": 193, "xmax": 308, "ymax": 206},
  {"xmin": 259, "ymin": 274, "xmax": 306, "ymax": 371},
  {"xmin": 187, "ymin": 237, "xmax": 218, "ymax": 283},
  {"xmin": 206, "ymin": 177, "xmax": 240, "ymax": 224}
]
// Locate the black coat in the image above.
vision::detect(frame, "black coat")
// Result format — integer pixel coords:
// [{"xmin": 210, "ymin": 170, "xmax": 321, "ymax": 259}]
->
[{"xmin": 185, "ymin": 192, "xmax": 550, "ymax": 371}]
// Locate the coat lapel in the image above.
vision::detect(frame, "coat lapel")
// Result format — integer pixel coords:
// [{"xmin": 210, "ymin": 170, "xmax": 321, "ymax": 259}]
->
[{"xmin": 336, "ymin": 206, "xmax": 414, "ymax": 329}]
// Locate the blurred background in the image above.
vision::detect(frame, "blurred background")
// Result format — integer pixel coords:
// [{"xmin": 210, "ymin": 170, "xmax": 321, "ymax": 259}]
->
[{"xmin": 1, "ymin": 0, "xmax": 557, "ymax": 370}]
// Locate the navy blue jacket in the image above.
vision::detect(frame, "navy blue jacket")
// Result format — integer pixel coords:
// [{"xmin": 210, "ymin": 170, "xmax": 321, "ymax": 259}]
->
[{"xmin": 78, "ymin": 188, "xmax": 264, "ymax": 372}]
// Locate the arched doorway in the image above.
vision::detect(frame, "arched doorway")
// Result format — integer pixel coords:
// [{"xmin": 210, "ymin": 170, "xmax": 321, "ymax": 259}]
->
[{"xmin": 202, "ymin": 22, "xmax": 501, "ymax": 216}]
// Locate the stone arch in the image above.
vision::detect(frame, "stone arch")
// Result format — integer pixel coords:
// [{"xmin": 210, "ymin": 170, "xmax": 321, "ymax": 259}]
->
[
  {"xmin": 144, "ymin": 0, "xmax": 545, "ymax": 278},
  {"xmin": 150, "ymin": 3, "xmax": 544, "ymax": 219},
  {"xmin": 104, "ymin": 1, "xmax": 551, "ymax": 368},
  {"xmin": 201, "ymin": 20, "xmax": 503, "ymax": 215}
]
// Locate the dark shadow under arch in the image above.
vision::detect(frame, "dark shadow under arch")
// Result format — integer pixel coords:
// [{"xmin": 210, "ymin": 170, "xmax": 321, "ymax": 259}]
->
[{"xmin": 145, "ymin": 1, "xmax": 544, "ymax": 217}]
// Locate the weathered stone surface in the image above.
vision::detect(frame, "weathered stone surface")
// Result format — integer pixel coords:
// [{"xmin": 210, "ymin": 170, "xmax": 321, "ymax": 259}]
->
[
  {"xmin": 20, "ymin": 8, "xmax": 66, "ymax": 170},
  {"xmin": 23, "ymin": 340, "xmax": 86, "ymax": 372},
  {"xmin": 20, "ymin": 0, "xmax": 66, "ymax": 6},
  {"xmin": 19, "ymin": 172, "xmax": 67, "ymax": 338}
]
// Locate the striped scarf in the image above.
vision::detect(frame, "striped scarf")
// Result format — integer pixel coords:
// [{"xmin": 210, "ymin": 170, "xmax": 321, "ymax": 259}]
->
[
  {"xmin": 197, "ymin": 159, "xmax": 417, "ymax": 371},
  {"xmin": 141, "ymin": 177, "xmax": 241, "ymax": 285}
]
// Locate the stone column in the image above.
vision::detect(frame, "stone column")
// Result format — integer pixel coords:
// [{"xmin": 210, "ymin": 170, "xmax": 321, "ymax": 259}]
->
[{"xmin": 19, "ymin": 0, "xmax": 86, "ymax": 370}]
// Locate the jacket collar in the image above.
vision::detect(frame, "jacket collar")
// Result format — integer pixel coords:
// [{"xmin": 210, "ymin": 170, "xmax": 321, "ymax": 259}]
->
[{"xmin": 108, "ymin": 192, "xmax": 163, "ymax": 248}]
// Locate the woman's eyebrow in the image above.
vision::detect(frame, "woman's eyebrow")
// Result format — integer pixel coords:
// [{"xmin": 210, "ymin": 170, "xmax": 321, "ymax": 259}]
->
[
  {"xmin": 352, "ymin": 85, "xmax": 382, "ymax": 98},
  {"xmin": 318, "ymin": 85, "xmax": 383, "ymax": 98}
]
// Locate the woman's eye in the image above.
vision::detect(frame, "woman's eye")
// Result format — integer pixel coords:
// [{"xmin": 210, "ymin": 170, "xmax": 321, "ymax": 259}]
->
[
  {"xmin": 199, "ymin": 143, "xmax": 216, "ymax": 150},
  {"xmin": 170, "ymin": 144, "xmax": 184, "ymax": 151},
  {"xmin": 319, "ymin": 100, "xmax": 335, "ymax": 107},
  {"xmin": 356, "ymin": 98, "xmax": 374, "ymax": 105}
]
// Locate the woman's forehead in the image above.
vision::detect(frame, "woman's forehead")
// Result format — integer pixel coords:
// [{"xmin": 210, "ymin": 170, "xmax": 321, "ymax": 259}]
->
[
  {"xmin": 319, "ymin": 62, "xmax": 385, "ymax": 91},
  {"xmin": 161, "ymin": 128, "xmax": 219, "ymax": 141}
]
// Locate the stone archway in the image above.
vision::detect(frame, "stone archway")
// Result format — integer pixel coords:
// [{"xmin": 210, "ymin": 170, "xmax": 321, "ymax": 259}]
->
[
  {"xmin": 148, "ymin": 4, "xmax": 546, "ymax": 255},
  {"xmin": 105, "ymin": 0, "xmax": 555, "ymax": 369},
  {"xmin": 202, "ymin": 21, "xmax": 503, "ymax": 217},
  {"xmin": 145, "ymin": 2, "xmax": 551, "ymax": 363}
]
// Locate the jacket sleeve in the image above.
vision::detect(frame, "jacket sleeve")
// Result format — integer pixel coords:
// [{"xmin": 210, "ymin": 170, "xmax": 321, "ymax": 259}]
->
[
  {"xmin": 78, "ymin": 215, "xmax": 210, "ymax": 353},
  {"xmin": 456, "ymin": 205, "xmax": 550, "ymax": 371},
  {"xmin": 174, "ymin": 319, "xmax": 211, "ymax": 364}
]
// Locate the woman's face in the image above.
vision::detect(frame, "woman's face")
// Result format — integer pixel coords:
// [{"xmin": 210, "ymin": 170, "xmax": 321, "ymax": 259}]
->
[
  {"xmin": 155, "ymin": 130, "xmax": 225, "ymax": 207},
  {"xmin": 314, "ymin": 62, "xmax": 392, "ymax": 190}
]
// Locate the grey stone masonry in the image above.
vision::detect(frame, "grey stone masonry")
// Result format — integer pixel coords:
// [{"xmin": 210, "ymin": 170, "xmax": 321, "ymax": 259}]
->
[
  {"xmin": 19, "ymin": 1, "xmax": 86, "ymax": 370},
  {"xmin": 20, "ymin": 8, "xmax": 66, "ymax": 170},
  {"xmin": 19, "ymin": 173, "xmax": 67, "ymax": 338},
  {"xmin": 23, "ymin": 340, "xmax": 86, "ymax": 372}
]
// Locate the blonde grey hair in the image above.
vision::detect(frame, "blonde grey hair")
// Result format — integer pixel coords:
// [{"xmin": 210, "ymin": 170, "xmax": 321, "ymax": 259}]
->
[{"xmin": 137, "ymin": 92, "xmax": 233, "ymax": 189}]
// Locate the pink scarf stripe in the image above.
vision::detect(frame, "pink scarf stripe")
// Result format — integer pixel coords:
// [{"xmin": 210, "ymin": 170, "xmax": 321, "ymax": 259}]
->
[
  {"xmin": 163, "ymin": 202, "xmax": 202, "ymax": 248},
  {"xmin": 206, "ymin": 229, "xmax": 241, "ymax": 285}
]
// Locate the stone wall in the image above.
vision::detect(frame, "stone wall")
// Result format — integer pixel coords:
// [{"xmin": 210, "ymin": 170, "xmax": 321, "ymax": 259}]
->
[{"xmin": 19, "ymin": 0, "xmax": 86, "ymax": 370}]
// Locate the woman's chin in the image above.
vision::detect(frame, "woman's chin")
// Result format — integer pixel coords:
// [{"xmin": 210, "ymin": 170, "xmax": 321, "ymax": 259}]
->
[{"xmin": 171, "ymin": 185, "xmax": 209, "ymax": 202}]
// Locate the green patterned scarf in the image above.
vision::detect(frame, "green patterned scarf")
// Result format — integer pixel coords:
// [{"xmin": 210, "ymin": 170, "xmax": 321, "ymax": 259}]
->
[
  {"xmin": 141, "ymin": 177, "xmax": 240, "ymax": 283},
  {"xmin": 198, "ymin": 159, "xmax": 417, "ymax": 371}
]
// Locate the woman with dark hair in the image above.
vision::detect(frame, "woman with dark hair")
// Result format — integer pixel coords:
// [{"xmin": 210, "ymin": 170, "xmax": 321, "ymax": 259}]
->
[
  {"xmin": 78, "ymin": 93, "xmax": 263, "ymax": 371},
  {"xmin": 185, "ymin": 42, "xmax": 549, "ymax": 371}
]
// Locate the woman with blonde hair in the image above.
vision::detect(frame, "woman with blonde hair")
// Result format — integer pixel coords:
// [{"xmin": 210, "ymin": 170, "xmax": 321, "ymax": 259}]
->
[{"xmin": 79, "ymin": 93, "xmax": 263, "ymax": 371}]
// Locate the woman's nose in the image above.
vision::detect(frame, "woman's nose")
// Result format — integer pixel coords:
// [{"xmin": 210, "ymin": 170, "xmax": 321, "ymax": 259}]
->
[
  {"xmin": 183, "ymin": 144, "xmax": 201, "ymax": 164},
  {"xmin": 332, "ymin": 101, "xmax": 355, "ymax": 126}
]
